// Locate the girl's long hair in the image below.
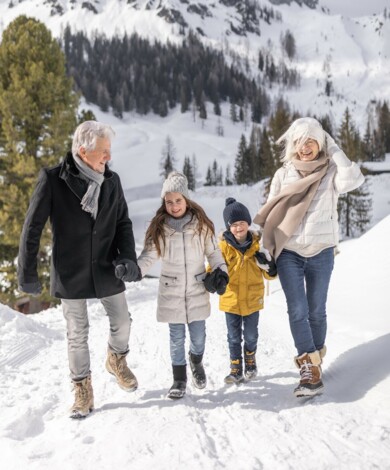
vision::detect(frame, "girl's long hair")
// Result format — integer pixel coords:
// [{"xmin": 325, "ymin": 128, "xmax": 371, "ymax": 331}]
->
[{"xmin": 144, "ymin": 196, "xmax": 215, "ymax": 257}]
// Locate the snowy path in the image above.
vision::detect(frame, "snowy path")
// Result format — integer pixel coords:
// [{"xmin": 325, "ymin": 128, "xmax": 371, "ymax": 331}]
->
[{"xmin": 1, "ymin": 265, "xmax": 389, "ymax": 469}]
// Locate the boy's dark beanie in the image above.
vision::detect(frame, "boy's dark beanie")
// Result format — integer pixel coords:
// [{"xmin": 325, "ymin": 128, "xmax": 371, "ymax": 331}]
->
[{"xmin": 223, "ymin": 197, "xmax": 251, "ymax": 229}]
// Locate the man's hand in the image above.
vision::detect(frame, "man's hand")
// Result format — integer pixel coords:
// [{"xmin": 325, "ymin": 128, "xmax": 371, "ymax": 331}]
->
[{"xmin": 115, "ymin": 259, "xmax": 142, "ymax": 282}]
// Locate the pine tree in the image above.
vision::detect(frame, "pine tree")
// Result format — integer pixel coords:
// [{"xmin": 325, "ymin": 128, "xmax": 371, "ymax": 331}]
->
[
  {"xmin": 191, "ymin": 154, "xmax": 198, "ymax": 189},
  {"xmin": 257, "ymin": 128, "xmax": 275, "ymax": 198},
  {"xmin": 199, "ymin": 92, "xmax": 207, "ymax": 120},
  {"xmin": 267, "ymin": 98, "xmax": 292, "ymax": 173},
  {"xmin": 337, "ymin": 108, "xmax": 372, "ymax": 238},
  {"xmin": 234, "ymin": 135, "xmax": 252, "ymax": 184},
  {"xmin": 78, "ymin": 109, "xmax": 97, "ymax": 124},
  {"xmin": 225, "ymin": 164, "xmax": 233, "ymax": 186},
  {"xmin": 230, "ymin": 102, "xmax": 238, "ymax": 123},
  {"xmin": 160, "ymin": 135, "xmax": 177, "ymax": 179},
  {"xmin": 316, "ymin": 113, "xmax": 333, "ymax": 136},
  {"xmin": 280, "ymin": 30, "xmax": 296, "ymax": 60},
  {"xmin": 182, "ymin": 156, "xmax": 195, "ymax": 191},
  {"xmin": 204, "ymin": 166, "xmax": 213, "ymax": 186},
  {"xmin": 377, "ymin": 101, "xmax": 390, "ymax": 153},
  {"xmin": 211, "ymin": 160, "xmax": 219, "ymax": 185},
  {"xmin": 214, "ymin": 100, "xmax": 221, "ymax": 116},
  {"xmin": 0, "ymin": 16, "xmax": 78, "ymax": 304},
  {"xmin": 216, "ymin": 117, "xmax": 224, "ymax": 136}
]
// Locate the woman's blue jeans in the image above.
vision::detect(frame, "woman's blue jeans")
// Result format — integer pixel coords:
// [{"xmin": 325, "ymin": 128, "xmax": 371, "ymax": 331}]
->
[
  {"xmin": 169, "ymin": 320, "xmax": 206, "ymax": 366},
  {"xmin": 225, "ymin": 311, "xmax": 259, "ymax": 360},
  {"xmin": 276, "ymin": 248, "xmax": 334, "ymax": 356}
]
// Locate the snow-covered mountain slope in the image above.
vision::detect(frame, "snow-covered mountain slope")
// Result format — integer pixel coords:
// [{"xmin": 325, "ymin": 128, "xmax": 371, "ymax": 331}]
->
[
  {"xmin": 0, "ymin": 213, "xmax": 389, "ymax": 470},
  {"xmin": 73, "ymin": 101, "xmax": 389, "ymax": 249},
  {"xmin": 0, "ymin": 0, "xmax": 389, "ymax": 126}
]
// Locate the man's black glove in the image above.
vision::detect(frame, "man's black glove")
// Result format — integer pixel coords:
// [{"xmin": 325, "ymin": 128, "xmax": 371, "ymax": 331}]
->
[
  {"xmin": 254, "ymin": 249, "xmax": 277, "ymax": 277},
  {"xmin": 115, "ymin": 259, "xmax": 142, "ymax": 282},
  {"xmin": 18, "ymin": 281, "xmax": 42, "ymax": 296},
  {"xmin": 203, "ymin": 267, "xmax": 229, "ymax": 295}
]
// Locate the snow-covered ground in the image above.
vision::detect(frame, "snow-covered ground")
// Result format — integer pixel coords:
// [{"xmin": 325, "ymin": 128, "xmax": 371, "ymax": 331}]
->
[
  {"xmin": 1, "ymin": 214, "xmax": 389, "ymax": 469},
  {"xmin": 1, "ymin": 97, "xmax": 390, "ymax": 465}
]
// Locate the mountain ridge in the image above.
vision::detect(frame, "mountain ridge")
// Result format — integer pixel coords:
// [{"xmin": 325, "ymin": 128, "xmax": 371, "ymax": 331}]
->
[{"xmin": 1, "ymin": 0, "xmax": 389, "ymax": 126}]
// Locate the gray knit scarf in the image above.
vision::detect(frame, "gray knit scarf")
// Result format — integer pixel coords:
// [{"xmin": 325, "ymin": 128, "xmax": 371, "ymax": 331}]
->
[
  {"xmin": 73, "ymin": 154, "xmax": 105, "ymax": 219},
  {"xmin": 166, "ymin": 212, "xmax": 193, "ymax": 232}
]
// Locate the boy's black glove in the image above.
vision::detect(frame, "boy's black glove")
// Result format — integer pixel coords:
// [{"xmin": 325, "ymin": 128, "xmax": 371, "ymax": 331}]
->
[
  {"xmin": 255, "ymin": 248, "xmax": 277, "ymax": 277},
  {"xmin": 115, "ymin": 259, "xmax": 142, "ymax": 282},
  {"xmin": 203, "ymin": 267, "xmax": 229, "ymax": 295}
]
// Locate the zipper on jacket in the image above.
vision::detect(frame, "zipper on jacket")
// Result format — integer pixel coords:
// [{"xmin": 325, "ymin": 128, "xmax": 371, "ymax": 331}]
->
[{"xmin": 182, "ymin": 232, "xmax": 189, "ymax": 323}]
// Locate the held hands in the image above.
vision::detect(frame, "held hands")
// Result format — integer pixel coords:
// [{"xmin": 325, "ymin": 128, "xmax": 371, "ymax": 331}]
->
[
  {"xmin": 115, "ymin": 259, "xmax": 142, "ymax": 282},
  {"xmin": 255, "ymin": 247, "xmax": 277, "ymax": 277},
  {"xmin": 18, "ymin": 281, "xmax": 42, "ymax": 296},
  {"xmin": 203, "ymin": 267, "xmax": 229, "ymax": 295}
]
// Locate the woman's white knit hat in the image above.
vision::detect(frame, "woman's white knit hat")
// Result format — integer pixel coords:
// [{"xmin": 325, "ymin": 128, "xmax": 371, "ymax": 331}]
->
[
  {"xmin": 161, "ymin": 171, "xmax": 189, "ymax": 199},
  {"xmin": 281, "ymin": 117, "xmax": 325, "ymax": 150},
  {"xmin": 277, "ymin": 117, "xmax": 326, "ymax": 162}
]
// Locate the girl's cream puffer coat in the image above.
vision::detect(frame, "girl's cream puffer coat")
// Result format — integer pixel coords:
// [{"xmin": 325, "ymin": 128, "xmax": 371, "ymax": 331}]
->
[{"xmin": 138, "ymin": 217, "xmax": 226, "ymax": 324}]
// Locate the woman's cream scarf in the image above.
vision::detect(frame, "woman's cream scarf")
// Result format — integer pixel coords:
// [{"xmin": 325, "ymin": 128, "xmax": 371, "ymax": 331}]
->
[{"xmin": 253, "ymin": 154, "xmax": 330, "ymax": 259}]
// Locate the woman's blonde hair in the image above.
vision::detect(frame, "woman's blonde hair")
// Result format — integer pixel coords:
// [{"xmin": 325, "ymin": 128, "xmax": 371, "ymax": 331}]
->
[
  {"xmin": 144, "ymin": 196, "xmax": 215, "ymax": 257},
  {"xmin": 277, "ymin": 117, "xmax": 325, "ymax": 162}
]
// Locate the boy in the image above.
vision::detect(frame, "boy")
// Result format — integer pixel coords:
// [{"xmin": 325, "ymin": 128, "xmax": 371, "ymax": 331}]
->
[{"xmin": 219, "ymin": 198, "xmax": 277, "ymax": 383}]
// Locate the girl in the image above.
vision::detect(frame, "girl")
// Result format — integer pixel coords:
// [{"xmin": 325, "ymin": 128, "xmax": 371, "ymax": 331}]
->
[{"xmin": 137, "ymin": 171, "xmax": 228, "ymax": 399}]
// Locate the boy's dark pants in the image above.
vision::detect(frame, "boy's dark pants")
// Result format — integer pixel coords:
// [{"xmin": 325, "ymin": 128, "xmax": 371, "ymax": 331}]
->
[{"xmin": 225, "ymin": 311, "xmax": 259, "ymax": 360}]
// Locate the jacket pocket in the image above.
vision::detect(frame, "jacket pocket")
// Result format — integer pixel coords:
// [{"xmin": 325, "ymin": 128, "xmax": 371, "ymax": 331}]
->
[
  {"xmin": 160, "ymin": 274, "xmax": 178, "ymax": 287},
  {"xmin": 195, "ymin": 271, "xmax": 207, "ymax": 282}
]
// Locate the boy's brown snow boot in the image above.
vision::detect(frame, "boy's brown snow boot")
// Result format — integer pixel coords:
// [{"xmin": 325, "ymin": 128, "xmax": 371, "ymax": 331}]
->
[
  {"xmin": 293, "ymin": 351, "xmax": 323, "ymax": 398},
  {"xmin": 106, "ymin": 350, "xmax": 138, "ymax": 391},
  {"xmin": 244, "ymin": 349, "xmax": 257, "ymax": 380},
  {"xmin": 70, "ymin": 375, "xmax": 94, "ymax": 419},
  {"xmin": 224, "ymin": 359, "xmax": 244, "ymax": 385}
]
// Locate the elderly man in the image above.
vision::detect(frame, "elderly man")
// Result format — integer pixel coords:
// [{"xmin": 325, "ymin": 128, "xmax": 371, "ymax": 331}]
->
[{"xmin": 18, "ymin": 121, "xmax": 141, "ymax": 419}]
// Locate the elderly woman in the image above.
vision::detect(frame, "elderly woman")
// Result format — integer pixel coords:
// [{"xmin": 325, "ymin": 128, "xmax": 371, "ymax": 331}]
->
[{"xmin": 254, "ymin": 117, "xmax": 364, "ymax": 397}]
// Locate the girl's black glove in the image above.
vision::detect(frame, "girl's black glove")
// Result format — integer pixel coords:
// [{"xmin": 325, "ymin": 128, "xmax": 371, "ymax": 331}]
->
[{"xmin": 203, "ymin": 267, "xmax": 229, "ymax": 295}]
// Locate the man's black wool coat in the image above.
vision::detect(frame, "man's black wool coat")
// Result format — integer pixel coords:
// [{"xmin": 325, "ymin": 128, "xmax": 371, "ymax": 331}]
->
[{"xmin": 18, "ymin": 152, "xmax": 137, "ymax": 299}]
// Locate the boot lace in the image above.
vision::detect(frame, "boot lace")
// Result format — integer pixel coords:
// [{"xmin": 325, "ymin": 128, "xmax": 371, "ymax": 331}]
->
[
  {"xmin": 300, "ymin": 360, "xmax": 313, "ymax": 381},
  {"xmin": 74, "ymin": 382, "xmax": 89, "ymax": 405},
  {"xmin": 113, "ymin": 354, "xmax": 132, "ymax": 381}
]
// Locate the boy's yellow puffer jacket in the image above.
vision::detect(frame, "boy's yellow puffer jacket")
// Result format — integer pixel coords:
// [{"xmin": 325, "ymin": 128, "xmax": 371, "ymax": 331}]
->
[{"xmin": 219, "ymin": 232, "xmax": 275, "ymax": 316}]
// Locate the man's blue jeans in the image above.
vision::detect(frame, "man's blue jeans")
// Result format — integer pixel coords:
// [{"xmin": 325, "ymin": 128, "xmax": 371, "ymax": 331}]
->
[
  {"xmin": 169, "ymin": 320, "xmax": 206, "ymax": 366},
  {"xmin": 276, "ymin": 248, "xmax": 334, "ymax": 356},
  {"xmin": 225, "ymin": 311, "xmax": 259, "ymax": 360}
]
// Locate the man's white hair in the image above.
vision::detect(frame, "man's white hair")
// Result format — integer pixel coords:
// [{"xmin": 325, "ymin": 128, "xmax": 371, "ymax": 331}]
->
[
  {"xmin": 277, "ymin": 117, "xmax": 325, "ymax": 162},
  {"xmin": 72, "ymin": 120, "xmax": 115, "ymax": 158}
]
